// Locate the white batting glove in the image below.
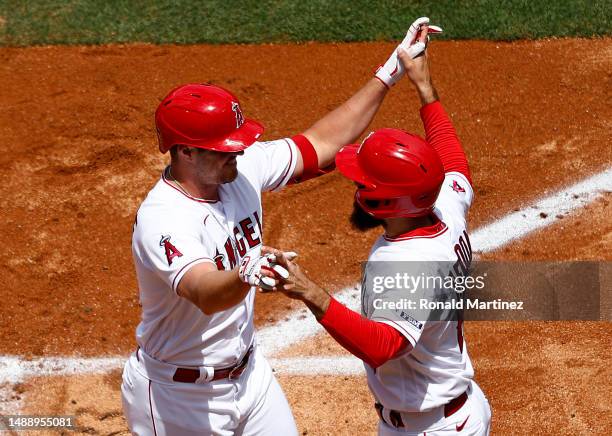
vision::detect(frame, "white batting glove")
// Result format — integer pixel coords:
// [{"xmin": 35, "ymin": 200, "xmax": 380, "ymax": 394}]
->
[
  {"xmin": 374, "ymin": 17, "xmax": 443, "ymax": 88},
  {"xmin": 238, "ymin": 255, "xmax": 276, "ymax": 289}
]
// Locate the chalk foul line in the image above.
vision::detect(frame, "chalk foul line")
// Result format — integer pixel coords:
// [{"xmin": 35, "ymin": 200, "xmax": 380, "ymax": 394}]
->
[{"xmin": 469, "ymin": 167, "xmax": 612, "ymax": 253}]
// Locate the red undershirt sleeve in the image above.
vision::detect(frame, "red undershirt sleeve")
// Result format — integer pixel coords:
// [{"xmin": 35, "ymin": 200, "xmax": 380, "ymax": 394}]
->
[
  {"xmin": 318, "ymin": 298, "xmax": 410, "ymax": 369},
  {"xmin": 420, "ymin": 101, "xmax": 472, "ymax": 184}
]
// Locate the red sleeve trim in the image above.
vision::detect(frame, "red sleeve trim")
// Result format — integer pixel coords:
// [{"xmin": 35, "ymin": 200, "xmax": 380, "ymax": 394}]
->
[
  {"xmin": 420, "ymin": 101, "xmax": 472, "ymax": 184},
  {"xmin": 290, "ymin": 134, "xmax": 335, "ymax": 183},
  {"xmin": 319, "ymin": 298, "xmax": 410, "ymax": 369}
]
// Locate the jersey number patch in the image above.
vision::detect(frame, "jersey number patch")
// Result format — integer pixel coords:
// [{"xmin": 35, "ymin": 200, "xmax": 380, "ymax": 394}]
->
[{"xmin": 452, "ymin": 230, "xmax": 472, "ymax": 276}]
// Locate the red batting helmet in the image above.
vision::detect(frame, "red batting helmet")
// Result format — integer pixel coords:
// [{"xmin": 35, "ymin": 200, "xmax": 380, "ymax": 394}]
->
[
  {"xmin": 335, "ymin": 128, "xmax": 444, "ymax": 218},
  {"xmin": 155, "ymin": 83, "xmax": 264, "ymax": 154}
]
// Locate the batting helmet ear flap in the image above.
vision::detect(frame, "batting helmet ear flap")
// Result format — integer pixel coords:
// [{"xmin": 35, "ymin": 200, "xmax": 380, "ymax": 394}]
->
[{"xmin": 337, "ymin": 128, "xmax": 444, "ymax": 218}]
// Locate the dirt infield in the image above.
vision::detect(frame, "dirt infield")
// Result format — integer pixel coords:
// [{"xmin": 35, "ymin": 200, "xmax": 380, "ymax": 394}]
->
[{"xmin": 1, "ymin": 38, "xmax": 611, "ymax": 434}]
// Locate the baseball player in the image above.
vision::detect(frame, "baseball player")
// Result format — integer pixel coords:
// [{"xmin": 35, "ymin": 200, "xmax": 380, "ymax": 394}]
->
[
  {"xmin": 121, "ymin": 17, "xmax": 436, "ymax": 435},
  {"xmin": 266, "ymin": 25, "xmax": 492, "ymax": 435}
]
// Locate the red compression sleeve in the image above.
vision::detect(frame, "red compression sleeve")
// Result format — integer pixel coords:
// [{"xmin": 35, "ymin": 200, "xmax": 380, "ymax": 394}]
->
[
  {"xmin": 319, "ymin": 298, "xmax": 410, "ymax": 369},
  {"xmin": 420, "ymin": 101, "xmax": 472, "ymax": 184}
]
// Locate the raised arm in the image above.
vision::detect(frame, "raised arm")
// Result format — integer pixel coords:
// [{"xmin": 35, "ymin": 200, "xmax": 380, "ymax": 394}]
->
[
  {"xmin": 290, "ymin": 17, "xmax": 438, "ymax": 182},
  {"xmin": 398, "ymin": 33, "xmax": 472, "ymax": 183},
  {"xmin": 300, "ymin": 78, "xmax": 388, "ymax": 171}
]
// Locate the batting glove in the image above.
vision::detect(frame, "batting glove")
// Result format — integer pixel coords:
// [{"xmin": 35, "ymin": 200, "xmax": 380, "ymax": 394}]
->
[
  {"xmin": 238, "ymin": 255, "xmax": 275, "ymax": 289},
  {"xmin": 375, "ymin": 17, "xmax": 443, "ymax": 88},
  {"xmin": 238, "ymin": 254, "xmax": 292, "ymax": 291}
]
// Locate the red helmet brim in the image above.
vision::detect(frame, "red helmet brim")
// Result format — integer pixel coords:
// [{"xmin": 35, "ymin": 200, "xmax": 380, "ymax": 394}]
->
[
  {"xmin": 335, "ymin": 144, "xmax": 375, "ymax": 188},
  {"xmin": 189, "ymin": 118, "xmax": 265, "ymax": 153}
]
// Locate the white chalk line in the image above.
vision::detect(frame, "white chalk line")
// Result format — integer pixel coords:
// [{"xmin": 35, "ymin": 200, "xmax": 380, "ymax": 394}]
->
[
  {"xmin": 270, "ymin": 357, "xmax": 363, "ymax": 376},
  {"xmin": 0, "ymin": 356, "xmax": 126, "ymax": 384},
  {"xmin": 469, "ymin": 167, "xmax": 612, "ymax": 253},
  {"xmin": 1, "ymin": 167, "xmax": 610, "ymax": 393}
]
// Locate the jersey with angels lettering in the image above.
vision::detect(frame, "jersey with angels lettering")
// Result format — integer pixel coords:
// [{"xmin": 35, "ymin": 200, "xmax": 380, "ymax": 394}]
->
[
  {"xmin": 131, "ymin": 138, "xmax": 298, "ymax": 367},
  {"xmin": 361, "ymin": 172, "xmax": 475, "ymax": 412}
]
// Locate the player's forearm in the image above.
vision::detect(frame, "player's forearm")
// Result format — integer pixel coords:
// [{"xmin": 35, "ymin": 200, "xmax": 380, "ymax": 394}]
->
[
  {"xmin": 191, "ymin": 269, "xmax": 251, "ymax": 315},
  {"xmin": 302, "ymin": 78, "xmax": 388, "ymax": 168},
  {"xmin": 415, "ymin": 82, "xmax": 439, "ymax": 106},
  {"xmin": 319, "ymin": 298, "xmax": 410, "ymax": 369},
  {"xmin": 420, "ymin": 98, "xmax": 472, "ymax": 182},
  {"xmin": 299, "ymin": 285, "xmax": 332, "ymax": 320}
]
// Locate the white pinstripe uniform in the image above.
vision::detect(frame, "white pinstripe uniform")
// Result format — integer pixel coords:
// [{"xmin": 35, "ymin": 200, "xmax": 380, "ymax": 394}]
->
[{"xmin": 122, "ymin": 138, "xmax": 300, "ymax": 435}]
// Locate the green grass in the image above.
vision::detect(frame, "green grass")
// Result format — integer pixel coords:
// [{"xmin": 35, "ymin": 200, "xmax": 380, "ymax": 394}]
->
[{"xmin": 0, "ymin": 0, "xmax": 609, "ymax": 46}]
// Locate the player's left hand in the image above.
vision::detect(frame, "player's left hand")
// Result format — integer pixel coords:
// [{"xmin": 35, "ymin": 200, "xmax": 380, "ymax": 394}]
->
[{"xmin": 398, "ymin": 25, "xmax": 439, "ymax": 105}]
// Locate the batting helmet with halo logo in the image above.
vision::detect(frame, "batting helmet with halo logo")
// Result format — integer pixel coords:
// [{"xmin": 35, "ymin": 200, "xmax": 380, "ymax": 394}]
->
[
  {"xmin": 155, "ymin": 83, "xmax": 264, "ymax": 154},
  {"xmin": 335, "ymin": 128, "xmax": 445, "ymax": 218}
]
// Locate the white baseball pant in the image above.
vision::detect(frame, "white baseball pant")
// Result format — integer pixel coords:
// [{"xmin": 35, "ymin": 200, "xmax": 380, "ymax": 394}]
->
[
  {"xmin": 121, "ymin": 347, "xmax": 298, "ymax": 435},
  {"xmin": 377, "ymin": 380, "xmax": 492, "ymax": 435}
]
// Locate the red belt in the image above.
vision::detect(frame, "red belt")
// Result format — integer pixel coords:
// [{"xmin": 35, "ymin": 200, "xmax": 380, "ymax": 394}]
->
[
  {"xmin": 173, "ymin": 347, "xmax": 253, "ymax": 383},
  {"xmin": 136, "ymin": 346, "xmax": 253, "ymax": 383},
  {"xmin": 375, "ymin": 391, "xmax": 468, "ymax": 428}
]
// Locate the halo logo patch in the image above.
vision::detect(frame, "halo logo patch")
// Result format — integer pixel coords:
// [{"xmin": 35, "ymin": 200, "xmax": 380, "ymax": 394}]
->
[
  {"xmin": 160, "ymin": 235, "xmax": 183, "ymax": 266},
  {"xmin": 213, "ymin": 248, "xmax": 226, "ymax": 271},
  {"xmin": 232, "ymin": 102, "xmax": 244, "ymax": 128},
  {"xmin": 452, "ymin": 180, "xmax": 465, "ymax": 193}
]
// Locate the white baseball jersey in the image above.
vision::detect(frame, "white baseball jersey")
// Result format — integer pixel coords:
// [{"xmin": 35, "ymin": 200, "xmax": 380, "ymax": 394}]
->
[
  {"xmin": 131, "ymin": 138, "xmax": 298, "ymax": 367},
  {"xmin": 361, "ymin": 171, "xmax": 475, "ymax": 412}
]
